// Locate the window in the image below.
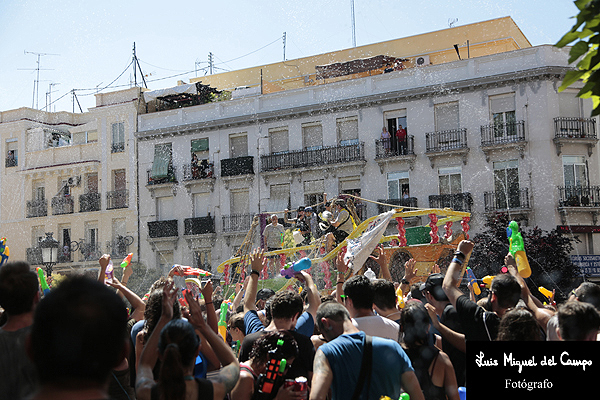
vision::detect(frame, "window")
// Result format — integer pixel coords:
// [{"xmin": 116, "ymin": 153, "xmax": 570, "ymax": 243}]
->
[
  {"xmin": 490, "ymin": 93, "xmax": 516, "ymax": 137},
  {"xmin": 559, "ymin": 92, "xmax": 581, "ymax": 118},
  {"xmin": 230, "ymin": 189, "xmax": 250, "ymax": 215},
  {"xmin": 435, "ymin": 102, "xmax": 459, "ymax": 131},
  {"xmin": 111, "ymin": 122, "xmax": 125, "ymax": 153},
  {"xmin": 438, "ymin": 166, "xmax": 462, "ymax": 195},
  {"xmin": 58, "ymin": 225, "xmax": 72, "ymax": 262},
  {"xmin": 32, "ymin": 180, "xmax": 45, "ymax": 201},
  {"xmin": 302, "ymin": 123, "xmax": 323, "ymax": 150},
  {"xmin": 113, "ymin": 169, "xmax": 126, "ymax": 191},
  {"xmin": 151, "ymin": 143, "xmax": 173, "ymax": 180},
  {"xmin": 303, "ymin": 179, "xmax": 324, "ymax": 212},
  {"xmin": 269, "ymin": 127, "xmax": 289, "ymax": 154},
  {"xmin": 563, "ymin": 156, "xmax": 588, "ymax": 187},
  {"xmin": 230, "ymin": 133, "xmax": 248, "ymax": 158},
  {"xmin": 5, "ymin": 139, "xmax": 17, "ymax": 167},
  {"xmin": 191, "ymin": 138, "xmax": 209, "ymax": 160},
  {"xmin": 493, "ymin": 160, "xmax": 520, "ymax": 208},
  {"xmin": 268, "ymin": 183, "xmax": 290, "ymax": 213},
  {"xmin": 387, "ymin": 171, "xmax": 410, "ymax": 199},
  {"xmin": 194, "ymin": 193, "xmax": 210, "ymax": 218},
  {"xmin": 59, "ymin": 178, "xmax": 71, "ymax": 196},
  {"xmin": 73, "ymin": 130, "xmax": 98, "ymax": 144},
  {"xmin": 337, "ymin": 117, "xmax": 359, "ymax": 145},
  {"xmin": 157, "ymin": 196, "xmax": 175, "ymax": 221},
  {"xmin": 194, "ymin": 249, "xmax": 211, "ymax": 271},
  {"xmin": 32, "ymin": 226, "xmax": 45, "ymax": 247},
  {"xmin": 86, "ymin": 173, "xmax": 98, "ymax": 193}
]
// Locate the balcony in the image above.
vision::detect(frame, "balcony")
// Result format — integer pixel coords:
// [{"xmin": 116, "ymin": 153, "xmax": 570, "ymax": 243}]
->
[
  {"xmin": 480, "ymin": 121, "xmax": 526, "ymax": 162},
  {"xmin": 484, "ymin": 188, "xmax": 530, "ymax": 213},
  {"xmin": 376, "ymin": 197, "xmax": 418, "ymax": 214},
  {"xmin": 260, "ymin": 142, "xmax": 365, "ymax": 173},
  {"xmin": 111, "ymin": 142, "xmax": 125, "ymax": 153},
  {"xmin": 27, "ymin": 199, "xmax": 47, "ymax": 218},
  {"xmin": 26, "ymin": 247, "xmax": 43, "ymax": 265},
  {"xmin": 5, "ymin": 154, "xmax": 17, "ymax": 168},
  {"xmin": 429, "ymin": 193, "xmax": 473, "ymax": 212},
  {"xmin": 182, "ymin": 162, "xmax": 215, "ymax": 180},
  {"xmin": 107, "ymin": 235, "xmax": 134, "ymax": 258},
  {"xmin": 79, "ymin": 192, "xmax": 101, "ymax": 213},
  {"xmin": 147, "ymin": 166, "xmax": 177, "ymax": 186},
  {"xmin": 106, "ymin": 189, "xmax": 129, "ymax": 209},
  {"xmin": 222, "ymin": 213, "xmax": 254, "ymax": 233},
  {"xmin": 374, "ymin": 137, "xmax": 416, "ymax": 172},
  {"xmin": 221, "ymin": 155, "xmax": 254, "ymax": 177},
  {"xmin": 425, "ymin": 128, "xmax": 469, "ymax": 168},
  {"xmin": 553, "ymin": 117, "xmax": 598, "ymax": 156},
  {"xmin": 184, "ymin": 216, "xmax": 216, "ymax": 235},
  {"xmin": 51, "ymin": 195, "xmax": 74, "ymax": 215},
  {"xmin": 148, "ymin": 219, "xmax": 178, "ymax": 238},
  {"xmin": 558, "ymin": 186, "xmax": 600, "ymax": 208},
  {"xmin": 78, "ymin": 241, "xmax": 102, "ymax": 262}
]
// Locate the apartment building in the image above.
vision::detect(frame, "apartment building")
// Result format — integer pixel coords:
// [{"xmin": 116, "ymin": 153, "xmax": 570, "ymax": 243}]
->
[
  {"xmin": 0, "ymin": 87, "xmax": 142, "ymax": 275},
  {"xmin": 136, "ymin": 36, "xmax": 598, "ymax": 275}
]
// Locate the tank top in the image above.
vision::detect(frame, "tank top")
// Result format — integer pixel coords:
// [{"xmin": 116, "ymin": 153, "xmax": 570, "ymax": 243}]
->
[{"xmin": 405, "ymin": 346, "xmax": 447, "ymax": 400}]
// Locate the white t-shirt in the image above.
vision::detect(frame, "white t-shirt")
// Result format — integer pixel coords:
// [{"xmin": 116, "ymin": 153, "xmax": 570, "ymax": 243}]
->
[{"xmin": 352, "ymin": 315, "xmax": 401, "ymax": 342}]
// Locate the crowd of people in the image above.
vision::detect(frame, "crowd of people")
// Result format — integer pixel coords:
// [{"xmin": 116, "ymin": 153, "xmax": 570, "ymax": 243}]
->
[{"xmin": 1, "ymin": 238, "xmax": 599, "ymax": 400}]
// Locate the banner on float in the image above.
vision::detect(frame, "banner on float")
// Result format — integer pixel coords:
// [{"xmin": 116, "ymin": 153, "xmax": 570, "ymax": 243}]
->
[{"xmin": 344, "ymin": 210, "xmax": 394, "ymax": 273}]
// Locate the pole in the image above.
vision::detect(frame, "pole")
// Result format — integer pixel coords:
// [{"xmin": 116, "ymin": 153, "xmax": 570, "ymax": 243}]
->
[
  {"xmin": 209, "ymin": 52, "xmax": 214, "ymax": 75},
  {"xmin": 351, "ymin": 0, "xmax": 356, "ymax": 47},
  {"xmin": 283, "ymin": 32, "xmax": 287, "ymax": 61}
]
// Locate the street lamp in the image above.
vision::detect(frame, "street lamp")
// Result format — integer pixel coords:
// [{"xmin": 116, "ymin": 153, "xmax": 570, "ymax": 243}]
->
[{"xmin": 40, "ymin": 232, "xmax": 59, "ymax": 277}]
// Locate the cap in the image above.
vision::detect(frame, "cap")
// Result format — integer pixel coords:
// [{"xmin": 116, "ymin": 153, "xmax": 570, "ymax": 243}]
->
[
  {"xmin": 297, "ymin": 206, "xmax": 305, "ymax": 212},
  {"xmin": 420, "ymin": 273, "xmax": 448, "ymax": 301},
  {"xmin": 257, "ymin": 288, "xmax": 276, "ymax": 301},
  {"xmin": 304, "ymin": 206, "xmax": 313, "ymax": 212},
  {"xmin": 271, "ymin": 214, "xmax": 278, "ymax": 220}
]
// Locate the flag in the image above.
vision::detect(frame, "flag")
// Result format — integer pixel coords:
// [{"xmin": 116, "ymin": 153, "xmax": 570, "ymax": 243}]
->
[{"xmin": 344, "ymin": 210, "xmax": 395, "ymax": 273}]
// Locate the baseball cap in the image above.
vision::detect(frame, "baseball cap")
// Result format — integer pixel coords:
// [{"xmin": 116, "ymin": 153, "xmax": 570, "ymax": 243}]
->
[
  {"xmin": 420, "ymin": 273, "xmax": 448, "ymax": 301},
  {"xmin": 257, "ymin": 288, "xmax": 276, "ymax": 301},
  {"xmin": 304, "ymin": 206, "xmax": 313, "ymax": 212}
]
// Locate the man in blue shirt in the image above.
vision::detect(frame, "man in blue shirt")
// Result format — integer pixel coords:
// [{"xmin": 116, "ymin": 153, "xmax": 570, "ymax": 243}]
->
[{"xmin": 310, "ymin": 302, "xmax": 424, "ymax": 400}]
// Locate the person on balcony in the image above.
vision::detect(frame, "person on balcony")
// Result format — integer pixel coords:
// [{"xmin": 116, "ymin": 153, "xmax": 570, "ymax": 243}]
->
[
  {"xmin": 396, "ymin": 124, "xmax": 407, "ymax": 155},
  {"xmin": 381, "ymin": 127, "xmax": 391, "ymax": 154}
]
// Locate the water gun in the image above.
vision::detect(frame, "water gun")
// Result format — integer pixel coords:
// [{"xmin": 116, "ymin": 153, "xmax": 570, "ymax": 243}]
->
[
  {"xmin": 36, "ymin": 267, "xmax": 51, "ymax": 296},
  {"xmin": 0, "ymin": 237, "xmax": 9, "ymax": 267},
  {"xmin": 507, "ymin": 221, "xmax": 531, "ymax": 278},
  {"xmin": 481, "ymin": 275, "xmax": 495, "ymax": 289},
  {"xmin": 232, "ymin": 340, "xmax": 241, "ymax": 357},
  {"xmin": 466, "ymin": 267, "xmax": 481, "ymax": 295},
  {"xmin": 218, "ymin": 301, "xmax": 228, "ymax": 343},
  {"xmin": 396, "ymin": 286, "xmax": 405, "ymax": 309},
  {"xmin": 538, "ymin": 286, "xmax": 553, "ymax": 300},
  {"xmin": 173, "ymin": 264, "xmax": 212, "ymax": 277},
  {"xmin": 280, "ymin": 257, "xmax": 311, "ymax": 279},
  {"xmin": 256, "ymin": 338, "xmax": 288, "ymax": 400},
  {"xmin": 120, "ymin": 253, "xmax": 133, "ymax": 269}
]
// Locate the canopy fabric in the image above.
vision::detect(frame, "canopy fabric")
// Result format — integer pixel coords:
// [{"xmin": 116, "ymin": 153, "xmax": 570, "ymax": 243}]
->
[
  {"xmin": 151, "ymin": 143, "xmax": 172, "ymax": 179},
  {"xmin": 144, "ymin": 83, "xmax": 197, "ymax": 102}
]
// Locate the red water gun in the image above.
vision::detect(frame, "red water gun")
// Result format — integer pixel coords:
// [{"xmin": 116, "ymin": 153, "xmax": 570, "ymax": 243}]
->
[{"xmin": 172, "ymin": 264, "xmax": 212, "ymax": 277}]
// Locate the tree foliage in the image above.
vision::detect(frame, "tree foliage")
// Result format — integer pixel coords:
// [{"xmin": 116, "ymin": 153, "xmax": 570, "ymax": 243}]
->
[
  {"xmin": 468, "ymin": 214, "xmax": 582, "ymax": 302},
  {"xmin": 556, "ymin": 0, "xmax": 600, "ymax": 115}
]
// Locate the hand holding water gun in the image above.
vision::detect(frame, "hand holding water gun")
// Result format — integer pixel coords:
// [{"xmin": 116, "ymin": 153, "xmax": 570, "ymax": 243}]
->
[
  {"xmin": 507, "ymin": 220, "xmax": 531, "ymax": 278},
  {"xmin": 466, "ymin": 267, "xmax": 481, "ymax": 295},
  {"xmin": 280, "ymin": 257, "xmax": 311, "ymax": 279},
  {"xmin": 36, "ymin": 267, "xmax": 51, "ymax": 296},
  {"xmin": 172, "ymin": 264, "xmax": 212, "ymax": 277},
  {"xmin": 120, "ymin": 253, "xmax": 133, "ymax": 269},
  {"xmin": 218, "ymin": 302, "xmax": 228, "ymax": 343}
]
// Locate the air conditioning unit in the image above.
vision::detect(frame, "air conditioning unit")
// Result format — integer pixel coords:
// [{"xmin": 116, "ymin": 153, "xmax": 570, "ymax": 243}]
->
[
  {"xmin": 415, "ymin": 55, "xmax": 430, "ymax": 67},
  {"xmin": 67, "ymin": 176, "xmax": 81, "ymax": 187}
]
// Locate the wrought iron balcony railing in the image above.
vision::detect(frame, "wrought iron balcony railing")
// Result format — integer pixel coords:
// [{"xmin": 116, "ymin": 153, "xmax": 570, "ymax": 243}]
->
[
  {"xmin": 222, "ymin": 213, "xmax": 254, "ymax": 233},
  {"xmin": 484, "ymin": 188, "xmax": 530, "ymax": 212},
  {"xmin": 26, "ymin": 247, "xmax": 43, "ymax": 265},
  {"xmin": 221, "ymin": 156, "xmax": 254, "ymax": 177},
  {"xmin": 78, "ymin": 242, "xmax": 102, "ymax": 262},
  {"xmin": 107, "ymin": 235, "xmax": 134, "ymax": 258},
  {"xmin": 429, "ymin": 193, "xmax": 473, "ymax": 212},
  {"xmin": 558, "ymin": 185, "xmax": 600, "ymax": 207},
  {"xmin": 106, "ymin": 189, "xmax": 129, "ymax": 209},
  {"xmin": 425, "ymin": 128, "xmax": 468, "ymax": 153},
  {"xmin": 260, "ymin": 142, "xmax": 365, "ymax": 172},
  {"xmin": 182, "ymin": 163, "xmax": 215, "ymax": 180},
  {"xmin": 27, "ymin": 199, "xmax": 47, "ymax": 218},
  {"xmin": 51, "ymin": 195, "xmax": 74, "ymax": 215},
  {"xmin": 79, "ymin": 192, "xmax": 101, "ymax": 213},
  {"xmin": 184, "ymin": 216, "xmax": 216, "ymax": 235},
  {"xmin": 480, "ymin": 121, "xmax": 525, "ymax": 146},
  {"xmin": 554, "ymin": 117, "xmax": 597, "ymax": 139},
  {"xmin": 375, "ymin": 136, "xmax": 415, "ymax": 159},
  {"xmin": 148, "ymin": 219, "xmax": 178, "ymax": 238},
  {"xmin": 147, "ymin": 166, "xmax": 177, "ymax": 185}
]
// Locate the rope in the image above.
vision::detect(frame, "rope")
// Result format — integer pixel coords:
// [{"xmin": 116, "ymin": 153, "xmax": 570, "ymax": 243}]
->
[{"xmin": 343, "ymin": 193, "xmax": 420, "ymax": 210}]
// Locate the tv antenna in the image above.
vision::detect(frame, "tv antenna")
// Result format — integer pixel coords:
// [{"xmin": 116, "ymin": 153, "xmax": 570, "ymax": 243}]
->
[
  {"xmin": 44, "ymin": 82, "xmax": 60, "ymax": 112},
  {"xmin": 132, "ymin": 42, "xmax": 148, "ymax": 88},
  {"xmin": 20, "ymin": 51, "xmax": 59, "ymax": 109},
  {"xmin": 351, "ymin": 0, "xmax": 356, "ymax": 47}
]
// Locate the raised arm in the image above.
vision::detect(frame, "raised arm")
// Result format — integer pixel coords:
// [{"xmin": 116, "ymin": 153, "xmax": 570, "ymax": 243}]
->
[
  {"xmin": 442, "ymin": 240, "xmax": 474, "ymax": 308},
  {"xmin": 334, "ymin": 250, "xmax": 349, "ymax": 305},
  {"xmin": 231, "ymin": 277, "xmax": 249, "ymax": 312},
  {"xmin": 424, "ymin": 303, "xmax": 466, "ymax": 353},
  {"xmin": 98, "ymin": 254, "xmax": 110, "ymax": 284},
  {"xmin": 243, "ymin": 248, "xmax": 265, "ymax": 314},
  {"xmin": 184, "ymin": 290, "xmax": 240, "ymax": 400},
  {"xmin": 201, "ymin": 280, "xmax": 219, "ymax": 334},
  {"xmin": 108, "ymin": 277, "xmax": 146, "ymax": 322},
  {"xmin": 400, "ymin": 258, "xmax": 417, "ymax": 295},
  {"xmin": 298, "ymin": 270, "xmax": 321, "ymax": 318}
]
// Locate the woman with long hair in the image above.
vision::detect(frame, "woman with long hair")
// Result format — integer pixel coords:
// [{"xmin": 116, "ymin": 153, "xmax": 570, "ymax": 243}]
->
[
  {"xmin": 136, "ymin": 281, "xmax": 240, "ymax": 400},
  {"xmin": 400, "ymin": 302, "xmax": 459, "ymax": 400},
  {"xmin": 230, "ymin": 331, "xmax": 302, "ymax": 400}
]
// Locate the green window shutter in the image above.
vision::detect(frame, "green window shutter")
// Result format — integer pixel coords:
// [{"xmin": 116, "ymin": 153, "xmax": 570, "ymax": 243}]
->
[
  {"xmin": 191, "ymin": 138, "xmax": 209, "ymax": 152},
  {"xmin": 151, "ymin": 143, "xmax": 172, "ymax": 179}
]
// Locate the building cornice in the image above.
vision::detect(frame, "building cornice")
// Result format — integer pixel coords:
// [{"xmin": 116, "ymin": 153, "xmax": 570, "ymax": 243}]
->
[{"xmin": 136, "ymin": 65, "xmax": 572, "ymax": 141}]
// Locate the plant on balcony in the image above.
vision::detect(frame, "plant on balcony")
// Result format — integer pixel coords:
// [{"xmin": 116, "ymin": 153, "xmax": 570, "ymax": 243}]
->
[{"xmin": 468, "ymin": 213, "xmax": 582, "ymax": 302}]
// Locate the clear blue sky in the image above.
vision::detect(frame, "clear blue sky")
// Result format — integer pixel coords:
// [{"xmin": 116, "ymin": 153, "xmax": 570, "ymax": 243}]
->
[{"xmin": 0, "ymin": 0, "xmax": 579, "ymax": 113}]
